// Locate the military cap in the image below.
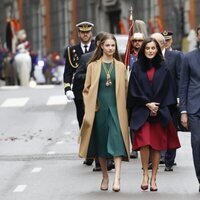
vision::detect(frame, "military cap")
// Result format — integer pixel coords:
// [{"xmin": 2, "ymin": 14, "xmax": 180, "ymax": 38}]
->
[
  {"xmin": 131, "ymin": 32, "xmax": 144, "ymax": 41},
  {"xmin": 76, "ymin": 21, "xmax": 94, "ymax": 32},
  {"xmin": 161, "ymin": 30, "xmax": 173, "ymax": 40}
]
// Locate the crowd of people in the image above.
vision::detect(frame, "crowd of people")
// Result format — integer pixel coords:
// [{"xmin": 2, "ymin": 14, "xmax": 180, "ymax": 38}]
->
[
  {"xmin": 64, "ymin": 20, "xmax": 200, "ymax": 192},
  {"xmin": 0, "ymin": 29, "xmax": 65, "ymax": 86},
  {"xmin": 63, "ymin": 20, "xmax": 200, "ymax": 193}
]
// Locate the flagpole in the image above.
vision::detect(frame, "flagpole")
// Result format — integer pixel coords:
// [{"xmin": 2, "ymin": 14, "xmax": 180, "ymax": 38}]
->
[{"xmin": 124, "ymin": 7, "xmax": 134, "ymax": 69}]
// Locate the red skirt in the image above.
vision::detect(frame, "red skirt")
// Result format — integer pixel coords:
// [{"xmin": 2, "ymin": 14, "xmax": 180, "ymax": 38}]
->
[{"xmin": 133, "ymin": 121, "xmax": 181, "ymax": 151}]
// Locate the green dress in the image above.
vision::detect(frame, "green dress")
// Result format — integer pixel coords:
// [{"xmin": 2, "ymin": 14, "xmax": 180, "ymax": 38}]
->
[{"xmin": 87, "ymin": 62, "xmax": 127, "ymax": 158}]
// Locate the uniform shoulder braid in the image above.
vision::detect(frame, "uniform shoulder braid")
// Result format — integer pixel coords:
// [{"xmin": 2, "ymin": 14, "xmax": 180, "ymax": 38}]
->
[{"xmin": 67, "ymin": 45, "xmax": 80, "ymax": 68}]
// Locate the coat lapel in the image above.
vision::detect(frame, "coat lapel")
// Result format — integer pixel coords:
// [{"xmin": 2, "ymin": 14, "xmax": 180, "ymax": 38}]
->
[{"xmin": 93, "ymin": 59, "xmax": 101, "ymax": 86}]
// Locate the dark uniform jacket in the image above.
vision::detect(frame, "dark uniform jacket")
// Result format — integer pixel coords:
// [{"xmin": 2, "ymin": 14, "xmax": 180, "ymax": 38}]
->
[
  {"xmin": 127, "ymin": 61, "xmax": 176, "ymax": 131},
  {"xmin": 164, "ymin": 49, "xmax": 183, "ymax": 97},
  {"xmin": 63, "ymin": 41, "xmax": 95, "ymax": 95},
  {"xmin": 73, "ymin": 51, "xmax": 94, "ymax": 100},
  {"xmin": 164, "ymin": 49, "xmax": 184, "ymax": 130}
]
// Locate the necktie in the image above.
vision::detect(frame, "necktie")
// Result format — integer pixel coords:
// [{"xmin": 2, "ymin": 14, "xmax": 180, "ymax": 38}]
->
[{"xmin": 84, "ymin": 45, "xmax": 88, "ymax": 53}]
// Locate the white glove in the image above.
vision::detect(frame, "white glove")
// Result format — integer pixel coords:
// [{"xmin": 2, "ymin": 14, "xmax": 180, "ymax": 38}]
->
[{"xmin": 66, "ymin": 90, "xmax": 75, "ymax": 100}]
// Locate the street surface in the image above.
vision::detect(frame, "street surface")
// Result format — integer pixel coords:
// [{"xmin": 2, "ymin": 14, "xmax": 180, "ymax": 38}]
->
[{"xmin": 0, "ymin": 85, "xmax": 199, "ymax": 200}]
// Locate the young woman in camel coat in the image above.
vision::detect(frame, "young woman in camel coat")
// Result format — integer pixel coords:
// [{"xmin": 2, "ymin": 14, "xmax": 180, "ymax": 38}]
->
[{"xmin": 79, "ymin": 33, "xmax": 130, "ymax": 192}]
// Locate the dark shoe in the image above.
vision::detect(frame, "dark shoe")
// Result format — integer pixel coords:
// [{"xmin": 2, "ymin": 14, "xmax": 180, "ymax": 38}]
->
[
  {"xmin": 159, "ymin": 157, "xmax": 165, "ymax": 164},
  {"xmin": 142, "ymin": 162, "xmax": 152, "ymax": 170},
  {"xmin": 141, "ymin": 175, "xmax": 149, "ymax": 191},
  {"xmin": 148, "ymin": 162, "xmax": 152, "ymax": 170},
  {"xmin": 130, "ymin": 150, "xmax": 138, "ymax": 159},
  {"xmin": 173, "ymin": 162, "xmax": 177, "ymax": 166},
  {"xmin": 164, "ymin": 166, "xmax": 173, "ymax": 172},
  {"xmin": 83, "ymin": 158, "xmax": 93, "ymax": 166},
  {"xmin": 107, "ymin": 160, "xmax": 115, "ymax": 171},
  {"xmin": 93, "ymin": 166, "xmax": 101, "ymax": 172},
  {"xmin": 150, "ymin": 186, "xmax": 158, "ymax": 192},
  {"xmin": 150, "ymin": 180, "xmax": 158, "ymax": 192}
]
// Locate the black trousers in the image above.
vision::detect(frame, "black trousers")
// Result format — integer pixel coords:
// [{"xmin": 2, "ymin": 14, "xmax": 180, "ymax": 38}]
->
[
  {"xmin": 163, "ymin": 106, "xmax": 178, "ymax": 167},
  {"xmin": 165, "ymin": 149, "xmax": 176, "ymax": 167},
  {"xmin": 189, "ymin": 113, "xmax": 200, "ymax": 183},
  {"xmin": 74, "ymin": 99, "xmax": 84, "ymax": 128}
]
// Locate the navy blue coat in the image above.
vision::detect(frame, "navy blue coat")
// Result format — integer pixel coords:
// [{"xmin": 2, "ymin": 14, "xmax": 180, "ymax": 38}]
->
[{"xmin": 127, "ymin": 61, "xmax": 176, "ymax": 131}]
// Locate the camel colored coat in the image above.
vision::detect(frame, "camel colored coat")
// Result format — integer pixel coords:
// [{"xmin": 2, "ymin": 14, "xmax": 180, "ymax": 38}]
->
[{"xmin": 79, "ymin": 58, "xmax": 130, "ymax": 160}]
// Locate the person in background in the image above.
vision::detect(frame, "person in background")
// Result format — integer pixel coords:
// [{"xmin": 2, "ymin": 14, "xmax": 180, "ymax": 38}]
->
[
  {"xmin": 179, "ymin": 26, "xmax": 200, "ymax": 193},
  {"xmin": 196, "ymin": 26, "xmax": 200, "ymax": 48},
  {"xmin": 14, "ymin": 29, "xmax": 32, "ymax": 86},
  {"xmin": 152, "ymin": 32, "xmax": 183, "ymax": 172},
  {"xmin": 162, "ymin": 30, "xmax": 173, "ymax": 50},
  {"xmin": 129, "ymin": 32, "xmax": 144, "ymax": 71},
  {"xmin": 127, "ymin": 37, "xmax": 180, "ymax": 192},
  {"xmin": 162, "ymin": 30, "xmax": 184, "ymax": 171},
  {"xmin": 63, "ymin": 21, "xmax": 95, "ymax": 166},
  {"xmin": 0, "ymin": 38, "xmax": 5, "ymax": 81},
  {"xmin": 79, "ymin": 33, "xmax": 130, "ymax": 192},
  {"xmin": 129, "ymin": 32, "xmax": 144, "ymax": 159}
]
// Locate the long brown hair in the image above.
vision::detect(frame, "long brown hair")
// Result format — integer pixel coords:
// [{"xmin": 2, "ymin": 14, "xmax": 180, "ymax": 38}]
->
[{"xmin": 88, "ymin": 33, "xmax": 121, "ymax": 64}]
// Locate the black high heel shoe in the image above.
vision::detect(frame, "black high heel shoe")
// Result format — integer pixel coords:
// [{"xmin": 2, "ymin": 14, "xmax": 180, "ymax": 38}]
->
[
  {"xmin": 150, "ymin": 179, "xmax": 158, "ymax": 192},
  {"xmin": 141, "ymin": 175, "xmax": 149, "ymax": 191}
]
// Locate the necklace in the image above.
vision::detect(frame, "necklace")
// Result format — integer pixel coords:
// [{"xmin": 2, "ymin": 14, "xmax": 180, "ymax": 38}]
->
[{"xmin": 102, "ymin": 61, "xmax": 114, "ymax": 87}]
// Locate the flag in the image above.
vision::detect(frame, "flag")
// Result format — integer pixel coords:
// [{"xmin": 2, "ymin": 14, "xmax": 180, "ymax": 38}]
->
[
  {"xmin": 155, "ymin": 16, "xmax": 164, "ymax": 33},
  {"xmin": 124, "ymin": 7, "xmax": 134, "ymax": 69},
  {"xmin": 119, "ymin": 19, "xmax": 127, "ymax": 35},
  {"xmin": 148, "ymin": 17, "xmax": 155, "ymax": 34}
]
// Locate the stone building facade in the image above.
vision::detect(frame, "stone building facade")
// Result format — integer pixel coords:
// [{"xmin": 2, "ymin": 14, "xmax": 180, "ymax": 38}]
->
[{"xmin": 0, "ymin": 0, "xmax": 199, "ymax": 56}]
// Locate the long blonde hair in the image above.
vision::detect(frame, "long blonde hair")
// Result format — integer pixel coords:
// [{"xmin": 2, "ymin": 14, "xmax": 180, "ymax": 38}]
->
[{"xmin": 88, "ymin": 33, "xmax": 121, "ymax": 64}]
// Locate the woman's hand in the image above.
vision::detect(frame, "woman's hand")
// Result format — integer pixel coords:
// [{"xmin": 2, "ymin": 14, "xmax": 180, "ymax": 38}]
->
[{"xmin": 146, "ymin": 102, "xmax": 160, "ymax": 116}]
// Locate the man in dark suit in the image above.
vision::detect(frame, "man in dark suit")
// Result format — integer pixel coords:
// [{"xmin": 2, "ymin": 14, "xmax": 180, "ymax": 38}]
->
[
  {"xmin": 179, "ymin": 26, "xmax": 200, "ymax": 192},
  {"xmin": 63, "ymin": 21, "xmax": 95, "ymax": 166},
  {"xmin": 151, "ymin": 32, "xmax": 183, "ymax": 171},
  {"xmin": 162, "ymin": 31, "xmax": 184, "ymax": 172}
]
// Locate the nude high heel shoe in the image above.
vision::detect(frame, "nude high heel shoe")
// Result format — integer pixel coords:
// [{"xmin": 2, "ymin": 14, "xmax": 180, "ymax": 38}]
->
[
  {"xmin": 100, "ymin": 177, "xmax": 109, "ymax": 191},
  {"xmin": 112, "ymin": 178, "xmax": 120, "ymax": 192}
]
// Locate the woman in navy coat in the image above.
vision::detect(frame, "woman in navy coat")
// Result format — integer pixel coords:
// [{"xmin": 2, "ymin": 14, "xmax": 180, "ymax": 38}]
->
[{"xmin": 127, "ymin": 37, "xmax": 180, "ymax": 192}]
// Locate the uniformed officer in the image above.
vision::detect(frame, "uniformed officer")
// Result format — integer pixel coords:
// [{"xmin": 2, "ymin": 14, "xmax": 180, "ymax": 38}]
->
[
  {"xmin": 152, "ymin": 32, "xmax": 184, "ymax": 172},
  {"xmin": 63, "ymin": 21, "xmax": 95, "ymax": 166},
  {"xmin": 161, "ymin": 30, "xmax": 173, "ymax": 50},
  {"xmin": 63, "ymin": 21, "xmax": 95, "ymax": 126}
]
